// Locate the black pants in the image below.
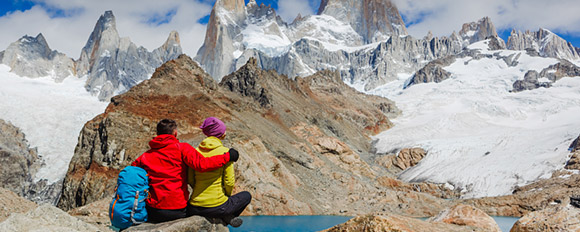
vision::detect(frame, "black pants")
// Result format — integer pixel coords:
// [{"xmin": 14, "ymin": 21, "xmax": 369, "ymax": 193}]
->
[
  {"xmin": 187, "ymin": 191, "xmax": 252, "ymax": 220},
  {"xmin": 146, "ymin": 205, "xmax": 186, "ymax": 223}
]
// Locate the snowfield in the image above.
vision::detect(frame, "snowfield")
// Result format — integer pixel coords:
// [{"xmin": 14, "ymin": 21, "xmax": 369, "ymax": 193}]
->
[
  {"xmin": 370, "ymin": 41, "xmax": 580, "ymax": 198},
  {"xmin": 0, "ymin": 65, "xmax": 108, "ymax": 183}
]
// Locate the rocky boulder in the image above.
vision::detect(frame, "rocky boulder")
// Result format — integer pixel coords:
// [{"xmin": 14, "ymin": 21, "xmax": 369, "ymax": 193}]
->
[
  {"xmin": 512, "ymin": 70, "xmax": 551, "ymax": 92},
  {"xmin": 511, "ymin": 205, "xmax": 580, "ymax": 232},
  {"xmin": 429, "ymin": 204, "xmax": 500, "ymax": 232},
  {"xmin": 0, "ymin": 188, "xmax": 37, "ymax": 223},
  {"xmin": 322, "ymin": 213, "xmax": 486, "ymax": 232},
  {"xmin": 125, "ymin": 216, "xmax": 228, "ymax": 232},
  {"xmin": 393, "ymin": 148, "xmax": 426, "ymax": 170},
  {"xmin": 464, "ymin": 170, "xmax": 580, "ymax": 217},
  {"xmin": 56, "ymin": 54, "xmax": 444, "ymax": 219},
  {"xmin": 0, "ymin": 204, "xmax": 100, "ymax": 231}
]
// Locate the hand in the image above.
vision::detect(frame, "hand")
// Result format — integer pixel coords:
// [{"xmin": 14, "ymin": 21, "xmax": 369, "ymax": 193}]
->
[{"xmin": 229, "ymin": 148, "xmax": 239, "ymax": 162}]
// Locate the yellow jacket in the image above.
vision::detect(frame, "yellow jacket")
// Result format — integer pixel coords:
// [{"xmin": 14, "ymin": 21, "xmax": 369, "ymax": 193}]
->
[{"xmin": 188, "ymin": 136, "xmax": 234, "ymax": 207}]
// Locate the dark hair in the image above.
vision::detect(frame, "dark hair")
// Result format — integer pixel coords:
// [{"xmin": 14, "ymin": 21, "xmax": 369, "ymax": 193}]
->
[{"xmin": 156, "ymin": 119, "xmax": 177, "ymax": 135}]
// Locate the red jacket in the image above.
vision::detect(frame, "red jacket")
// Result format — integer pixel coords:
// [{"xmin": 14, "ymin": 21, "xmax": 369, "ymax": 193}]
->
[{"xmin": 131, "ymin": 134, "xmax": 230, "ymax": 210}]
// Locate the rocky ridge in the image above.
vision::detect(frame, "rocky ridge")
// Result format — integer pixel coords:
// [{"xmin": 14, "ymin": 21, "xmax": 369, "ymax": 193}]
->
[
  {"xmin": 56, "ymin": 54, "xmax": 463, "ymax": 219},
  {"xmin": 513, "ymin": 60, "xmax": 580, "ymax": 92},
  {"xmin": 0, "ymin": 119, "xmax": 61, "ymax": 204},
  {"xmin": 507, "ymin": 28, "xmax": 580, "ymax": 61},
  {"xmin": 197, "ymin": 0, "xmax": 496, "ymax": 91}
]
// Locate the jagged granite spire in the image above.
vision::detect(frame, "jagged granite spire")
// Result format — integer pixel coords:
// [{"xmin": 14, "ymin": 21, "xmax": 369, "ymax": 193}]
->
[
  {"xmin": 507, "ymin": 28, "xmax": 580, "ymax": 60},
  {"xmin": 317, "ymin": 0, "xmax": 408, "ymax": 43},
  {"xmin": 458, "ymin": 17, "xmax": 503, "ymax": 46},
  {"xmin": 0, "ymin": 33, "xmax": 75, "ymax": 82},
  {"xmin": 195, "ymin": 0, "xmax": 247, "ymax": 81},
  {"xmin": 153, "ymin": 30, "xmax": 182, "ymax": 61},
  {"xmin": 76, "ymin": 10, "xmax": 183, "ymax": 101}
]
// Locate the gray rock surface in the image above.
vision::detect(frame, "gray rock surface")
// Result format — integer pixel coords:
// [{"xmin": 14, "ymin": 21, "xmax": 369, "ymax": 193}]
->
[
  {"xmin": 459, "ymin": 17, "xmax": 504, "ymax": 46},
  {"xmin": 404, "ymin": 55, "xmax": 455, "ymax": 88},
  {"xmin": 77, "ymin": 11, "xmax": 183, "ymax": 101},
  {"xmin": 512, "ymin": 70, "xmax": 550, "ymax": 92},
  {"xmin": 507, "ymin": 28, "xmax": 580, "ymax": 60},
  {"xmin": 0, "ymin": 119, "xmax": 61, "ymax": 205},
  {"xmin": 0, "ymin": 33, "xmax": 75, "ymax": 82},
  {"xmin": 317, "ymin": 0, "xmax": 408, "ymax": 43},
  {"xmin": 125, "ymin": 216, "xmax": 229, "ymax": 232},
  {"xmin": 0, "ymin": 204, "xmax": 100, "ymax": 231},
  {"xmin": 0, "ymin": 119, "xmax": 40, "ymax": 197}
]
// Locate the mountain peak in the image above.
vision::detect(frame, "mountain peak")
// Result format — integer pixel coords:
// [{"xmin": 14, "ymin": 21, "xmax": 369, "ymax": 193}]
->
[
  {"xmin": 98, "ymin": 10, "xmax": 116, "ymax": 31},
  {"xmin": 458, "ymin": 16, "xmax": 499, "ymax": 44},
  {"xmin": 317, "ymin": 0, "xmax": 407, "ymax": 43},
  {"xmin": 215, "ymin": 0, "xmax": 245, "ymax": 15},
  {"xmin": 164, "ymin": 30, "xmax": 180, "ymax": 47}
]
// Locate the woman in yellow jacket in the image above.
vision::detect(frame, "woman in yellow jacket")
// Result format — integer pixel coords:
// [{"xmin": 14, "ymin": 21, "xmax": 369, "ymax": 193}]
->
[{"xmin": 187, "ymin": 117, "xmax": 251, "ymax": 227}]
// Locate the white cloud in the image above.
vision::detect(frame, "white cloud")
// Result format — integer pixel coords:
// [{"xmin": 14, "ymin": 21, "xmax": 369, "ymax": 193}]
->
[
  {"xmin": 277, "ymin": 0, "xmax": 315, "ymax": 23},
  {"xmin": 0, "ymin": 0, "xmax": 213, "ymax": 58},
  {"xmin": 392, "ymin": 0, "xmax": 580, "ymax": 39}
]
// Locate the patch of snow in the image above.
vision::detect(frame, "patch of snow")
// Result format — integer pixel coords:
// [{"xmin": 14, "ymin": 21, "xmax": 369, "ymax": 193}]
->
[
  {"xmin": 369, "ymin": 50, "xmax": 580, "ymax": 198},
  {"xmin": 241, "ymin": 23, "xmax": 291, "ymax": 57},
  {"xmin": 100, "ymin": 50, "xmax": 111, "ymax": 58},
  {"xmin": 538, "ymin": 77, "xmax": 551, "ymax": 83},
  {"xmin": 0, "ymin": 64, "xmax": 108, "ymax": 183},
  {"xmin": 233, "ymin": 50, "xmax": 243, "ymax": 59}
]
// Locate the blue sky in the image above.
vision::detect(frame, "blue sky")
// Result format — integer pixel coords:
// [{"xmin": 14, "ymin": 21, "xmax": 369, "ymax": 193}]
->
[{"xmin": 0, "ymin": 0, "xmax": 579, "ymax": 57}]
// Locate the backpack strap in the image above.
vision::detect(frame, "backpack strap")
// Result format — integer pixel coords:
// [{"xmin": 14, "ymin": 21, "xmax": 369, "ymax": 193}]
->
[{"xmin": 130, "ymin": 190, "xmax": 144, "ymax": 225}]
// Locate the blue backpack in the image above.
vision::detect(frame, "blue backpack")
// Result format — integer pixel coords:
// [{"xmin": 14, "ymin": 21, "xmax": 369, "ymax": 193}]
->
[{"xmin": 109, "ymin": 166, "xmax": 149, "ymax": 229}]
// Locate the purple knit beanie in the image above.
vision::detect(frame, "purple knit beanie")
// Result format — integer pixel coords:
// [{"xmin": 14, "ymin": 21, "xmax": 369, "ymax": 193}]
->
[{"xmin": 200, "ymin": 117, "xmax": 226, "ymax": 138}]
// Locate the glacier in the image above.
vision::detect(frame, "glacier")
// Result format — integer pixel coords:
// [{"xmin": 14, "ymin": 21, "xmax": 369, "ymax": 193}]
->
[
  {"xmin": 370, "ymin": 40, "xmax": 580, "ymax": 198},
  {"xmin": 0, "ymin": 65, "xmax": 108, "ymax": 183}
]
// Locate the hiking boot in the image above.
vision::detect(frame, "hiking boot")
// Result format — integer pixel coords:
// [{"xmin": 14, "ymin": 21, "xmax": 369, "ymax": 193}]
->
[{"xmin": 226, "ymin": 217, "xmax": 243, "ymax": 227}]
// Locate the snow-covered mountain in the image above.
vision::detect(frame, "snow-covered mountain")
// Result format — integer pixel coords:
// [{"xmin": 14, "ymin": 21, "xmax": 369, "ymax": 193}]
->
[
  {"xmin": 78, "ymin": 11, "xmax": 183, "ymax": 101},
  {"xmin": 195, "ymin": 0, "xmax": 501, "ymax": 91},
  {"xmin": 0, "ymin": 11, "xmax": 183, "ymax": 101},
  {"xmin": 507, "ymin": 28, "xmax": 580, "ymax": 61},
  {"xmin": 370, "ymin": 40, "xmax": 580, "ymax": 198},
  {"xmin": 0, "ymin": 33, "xmax": 75, "ymax": 82}
]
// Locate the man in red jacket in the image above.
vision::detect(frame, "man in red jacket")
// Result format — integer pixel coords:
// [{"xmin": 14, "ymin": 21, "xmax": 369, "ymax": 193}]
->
[{"xmin": 132, "ymin": 119, "xmax": 239, "ymax": 223}]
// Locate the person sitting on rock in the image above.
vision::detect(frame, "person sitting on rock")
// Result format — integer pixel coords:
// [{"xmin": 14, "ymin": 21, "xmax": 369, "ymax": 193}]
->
[
  {"xmin": 132, "ymin": 118, "xmax": 239, "ymax": 223},
  {"xmin": 187, "ymin": 117, "xmax": 252, "ymax": 227}
]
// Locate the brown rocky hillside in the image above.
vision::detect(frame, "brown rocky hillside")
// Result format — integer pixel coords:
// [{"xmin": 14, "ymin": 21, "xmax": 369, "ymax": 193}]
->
[{"xmin": 57, "ymin": 54, "xmax": 454, "ymax": 216}]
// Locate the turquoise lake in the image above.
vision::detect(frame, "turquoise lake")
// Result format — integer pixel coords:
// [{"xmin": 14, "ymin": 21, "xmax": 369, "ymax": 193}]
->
[{"xmin": 228, "ymin": 215, "xmax": 520, "ymax": 232}]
